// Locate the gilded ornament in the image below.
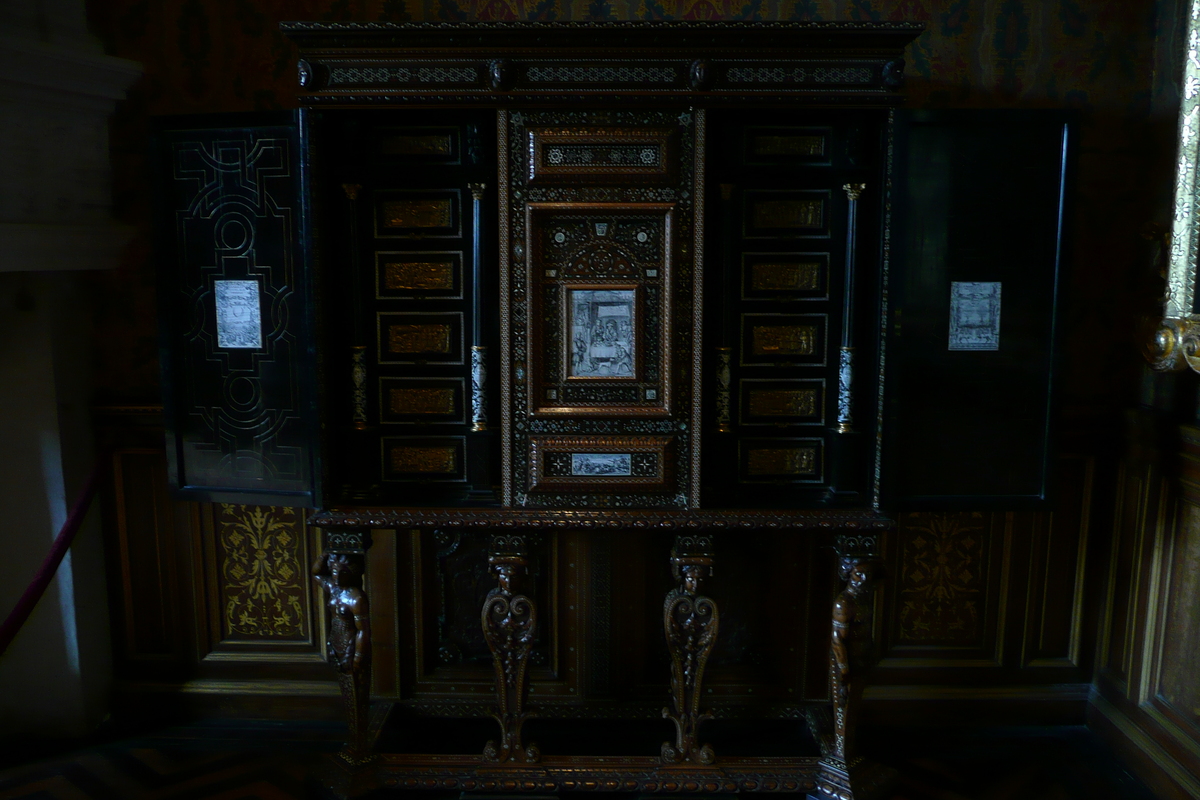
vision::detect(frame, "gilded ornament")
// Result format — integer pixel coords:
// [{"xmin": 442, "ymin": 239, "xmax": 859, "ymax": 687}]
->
[{"xmin": 216, "ymin": 504, "xmax": 308, "ymax": 639}]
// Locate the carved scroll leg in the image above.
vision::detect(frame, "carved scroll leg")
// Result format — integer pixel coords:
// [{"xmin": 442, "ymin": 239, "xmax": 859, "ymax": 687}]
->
[
  {"xmin": 810, "ymin": 533, "xmax": 894, "ymax": 800},
  {"xmin": 481, "ymin": 533, "xmax": 540, "ymax": 764},
  {"xmin": 313, "ymin": 529, "xmax": 375, "ymax": 767},
  {"xmin": 661, "ymin": 534, "xmax": 718, "ymax": 766}
]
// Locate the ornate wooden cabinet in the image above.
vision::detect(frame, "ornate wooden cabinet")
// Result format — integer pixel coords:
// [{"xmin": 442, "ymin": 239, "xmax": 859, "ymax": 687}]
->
[{"xmin": 153, "ymin": 21, "xmax": 1071, "ymax": 800}]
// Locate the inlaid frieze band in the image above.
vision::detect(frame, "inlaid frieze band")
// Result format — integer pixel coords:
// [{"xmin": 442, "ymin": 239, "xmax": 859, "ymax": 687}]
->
[
  {"xmin": 528, "ymin": 127, "xmax": 677, "ymax": 184},
  {"xmin": 528, "ymin": 435, "xmax": 674, "ymax": 492}
]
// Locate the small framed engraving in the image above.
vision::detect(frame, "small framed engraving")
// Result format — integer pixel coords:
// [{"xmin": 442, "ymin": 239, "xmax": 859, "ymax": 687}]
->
[
  {"xmin": 568, "ymin": 288, "xmax": 637, "ymax": 379},
  {"xmin": 948, "ymin": 281, "xmax": 1001, "ymax": 351},
  {"xmin": 214, "ymin": 279, "xmax": 262, "ymax": 349}
]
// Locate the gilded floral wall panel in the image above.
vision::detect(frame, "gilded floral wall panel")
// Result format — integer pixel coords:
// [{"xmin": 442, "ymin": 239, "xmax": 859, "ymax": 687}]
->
[{"xmin": 214, "ymin": 504, "xmax": 312, "ymax": 642}]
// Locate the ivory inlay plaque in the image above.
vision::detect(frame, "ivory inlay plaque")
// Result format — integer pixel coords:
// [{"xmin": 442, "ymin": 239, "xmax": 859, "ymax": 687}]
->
[
  {"xmin": 214, "ymin": 280, "xmax": 262, "ymax": 349},
  {"xmin": 569, "ymin": 289, "xmax": 636, "ymax": 378}
]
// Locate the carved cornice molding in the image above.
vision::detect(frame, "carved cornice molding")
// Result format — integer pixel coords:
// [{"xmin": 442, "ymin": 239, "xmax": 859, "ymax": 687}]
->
[{"xmin": 308, "ymin": 506, "xmax": 893, "ymax": 532}]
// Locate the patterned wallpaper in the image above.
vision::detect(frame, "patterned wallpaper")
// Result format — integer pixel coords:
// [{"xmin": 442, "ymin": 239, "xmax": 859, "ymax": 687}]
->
[{"xmin": 86, "ymin": 0, "xmax": 1176, "ymax": 417}]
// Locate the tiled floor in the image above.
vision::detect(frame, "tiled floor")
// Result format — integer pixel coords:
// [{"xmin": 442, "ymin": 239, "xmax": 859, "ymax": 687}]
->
[{"xmin": 0, "ymin": 722, "xmax": 1156, "ymax": 799}]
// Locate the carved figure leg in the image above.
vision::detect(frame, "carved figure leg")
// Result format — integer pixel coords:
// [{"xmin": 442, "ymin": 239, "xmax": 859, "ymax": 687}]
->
[
  {"xmin": 661, "ymin": 534, "xmax": 718, "ymax": 765},
  {"xmin": 809, "ymin": 533, "xmax": 894, "ymax": 800},
  {"xmin": 481, "ymin": 533, "xmax": 540, "ymax": 764},
  {"xmin": 313, "ymin": 529, "xmax": 375, "ymax": 766}
]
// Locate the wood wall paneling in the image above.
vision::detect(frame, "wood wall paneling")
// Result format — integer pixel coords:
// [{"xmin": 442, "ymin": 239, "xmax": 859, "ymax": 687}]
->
[
  {"xmin": 1089, "ymin": 414, "xmax": 1200, "ymax": 800},
  {"xmin": 110, "ymin": 449, "xmax": 188, "ymax": 666}
]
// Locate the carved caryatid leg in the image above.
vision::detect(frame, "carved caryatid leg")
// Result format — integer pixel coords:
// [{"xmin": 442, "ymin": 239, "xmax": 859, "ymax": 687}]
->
[
  {"xmin": 313, "ymin": 529, "xmax": 375, "ymax": 765},
  {"xmin": 809, "ymin": 533, "xmax": 892, "ymax": 800},
  {"xmin": 481, "ymin": 533, "xmax": 540, "ymax": 764},
  {"xmin": 661, "ymin": 534, "xmax": 718, "ymax": 766}
]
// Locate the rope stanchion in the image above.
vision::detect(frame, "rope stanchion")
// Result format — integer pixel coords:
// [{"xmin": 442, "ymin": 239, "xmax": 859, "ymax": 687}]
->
[{"xmin": 0, "ymin": 455, "xmax": 105, "ymax": 657}]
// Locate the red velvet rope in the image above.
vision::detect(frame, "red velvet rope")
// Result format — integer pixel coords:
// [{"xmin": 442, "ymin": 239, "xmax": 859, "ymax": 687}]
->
[{"xmin": 0, "ymin": 455, "xmax": 104, "ymax": 657}]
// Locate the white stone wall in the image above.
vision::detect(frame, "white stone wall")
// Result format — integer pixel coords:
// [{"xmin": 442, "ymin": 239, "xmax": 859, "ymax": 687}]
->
[{"xmin": 0, "ymin": 0, "xmax": 139, "ymax": 737}]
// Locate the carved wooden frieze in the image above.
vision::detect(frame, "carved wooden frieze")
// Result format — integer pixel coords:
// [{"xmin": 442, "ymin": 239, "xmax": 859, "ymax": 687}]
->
[
  {"xmin": 501, "ymin": 109, "xmax": 703, "ymax": 510},
  {"xmin": 285, "ymin": 21, "xmax": 923, "ymax": 107}
]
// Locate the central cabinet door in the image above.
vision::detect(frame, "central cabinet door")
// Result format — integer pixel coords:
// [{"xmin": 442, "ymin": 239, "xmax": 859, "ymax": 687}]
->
[{"xmin": 500, "ymin": 110, "xmax": 704, "ymax": 509}]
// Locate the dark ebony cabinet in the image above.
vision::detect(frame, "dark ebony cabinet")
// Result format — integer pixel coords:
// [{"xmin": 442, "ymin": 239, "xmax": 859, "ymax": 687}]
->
[{"xmin": 152, "ymin": 22, "xmax": 1069, "ymax": 800}]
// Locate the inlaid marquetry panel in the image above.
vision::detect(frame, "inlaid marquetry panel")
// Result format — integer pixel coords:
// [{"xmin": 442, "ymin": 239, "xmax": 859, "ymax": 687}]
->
[
  {"xmin": 502, "ymin": 108, "xmax": 703, "ymax": 509},
  {"xmin": 737, "ymin": 438, "xmax": 823, "ymax": 483},
  {"xmin": 527, "ymin": 126, "xmax": 677, "ymax": 184},
  {"xmin": 375, "ymin": 251, "xmax": 463, "ymax": 300},
  {"xmin": 739, "ymin": 379, "xmax": 824, "ymax": 426},
  {"xmin": 742, "ymin": 253, "xmax": 828, "ymax": 301},
  {"xmin": 379, "ymin": 378, "xmax": 465, "ymax": 425},
  {"xmin": 745, "ymin": 128, "xmax": 831, "ymax": 164},
  {"xmin": 743, "ymin": 190, "xmax": 830, "ymax": 238},
  {"xmin": 740, "ymin": 314, "xmax": 827, "ymax": 367},
  {"xmin": 213, "ymin": 505, "xmax": 311, "ymax": 642},
  {"xmin": 895, "ymin": 512, "xmax": 988, "ymax": 645},
  {"xmin": 374, "ymin": 190, "xmax": 461, "ymax": 237},
  {"xmin": 375, "ymin": 126, "xmax": 461, "ymax": 163},
  {"xmin": 878, "ymin": 511, "xmax": 1009, "ymax": 669},
  {"xmin": 377, "ymin": 312, "xmax": 464, "ymax": 365}
]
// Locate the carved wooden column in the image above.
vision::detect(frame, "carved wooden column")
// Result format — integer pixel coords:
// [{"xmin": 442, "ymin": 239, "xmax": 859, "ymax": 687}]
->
[
  {"xmin": 808, "ymin": 532, "xmax": 893, "ymax": 800},
  {"xmin": 661, "ymin": 534, "xmax": 718, "ymax": 765},
  {"xmin": 312, "ymin": 529, "xmax": 375, "ymax": 765},
  {"xmin": 482, "ymin": 533, "xmax": 540, "ymax": 764}
]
